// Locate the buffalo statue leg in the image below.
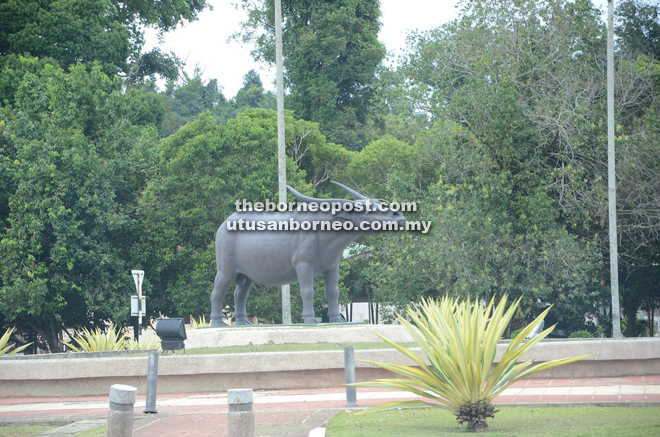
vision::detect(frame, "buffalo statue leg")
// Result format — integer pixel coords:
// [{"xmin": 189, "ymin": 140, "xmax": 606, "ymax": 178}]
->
[
  {"xmin": 210, "ymin": 271, "xmax": 233, "ymax": 327},
  {"xmin": 323, "ymin": 268, "xmax": 343, "ymax": 323},
  {"xmin": 296, "ymin": 263, "xmax": 318, "ymax": 324},
  {"xmin": 233, "ymin": 277, "xmax": 254, "ymax": 325}
]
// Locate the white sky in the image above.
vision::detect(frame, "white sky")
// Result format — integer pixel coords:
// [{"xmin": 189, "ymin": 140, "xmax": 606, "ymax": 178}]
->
[
  {"xmin": 144, "ymin": 0, "xmax": 461, "ymax": 98},
  {"xmin": 144, "ymin": 0, "xmax": 611, "ymax": 98}
]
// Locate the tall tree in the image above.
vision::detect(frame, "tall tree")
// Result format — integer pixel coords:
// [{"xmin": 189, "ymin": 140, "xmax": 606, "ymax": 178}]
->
[
  {"xmin": 0, "ymin": 0, "xmax": 208, "ymax": 95},
  {"xmin": 344, "ymin": 120, "xmax": 605, "ymax": 330},
  {"xmin": 236, "ymin": 0, "xmax": 386, "ymax": 150},
  {"xmin": 137, "ymin": 108, "xmax": 348, "ymax": 321},
  {"xmin": 616, "ymin": 0, "xmax": 660, "ymax": 59},
  {"xmin": 234, "ymin": 70, "xmax": 276, "ymax": 112},
  {"xmin": 160, "ymin": 73, "xmax": 227, "ymax": 136},
  {"xmin": 0, "ymin": 59, "xmax": 159, "ymax": 351},
  {"xmin": 344, "ymin": 0, "xmax": 614, "ymax": 331}
]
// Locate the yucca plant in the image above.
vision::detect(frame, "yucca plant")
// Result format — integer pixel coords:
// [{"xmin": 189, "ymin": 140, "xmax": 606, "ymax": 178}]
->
[
  {"xmin": 126, "ymin": 335, "xmax": 161, "ymax": 350},
  {"xmin": 353, "ymin": 295, "xmax": 593, "ymax": 432},
  {"xmin": 191, "ymin": 314, "xmax": 210, "ymax": 329},
  {"xmin": 1, "ymin": 328, "xmax": 32, "ymax": 356},
  {"xmin": 62, "ymin": 326, "xmax": 129, "ymax": 352}
]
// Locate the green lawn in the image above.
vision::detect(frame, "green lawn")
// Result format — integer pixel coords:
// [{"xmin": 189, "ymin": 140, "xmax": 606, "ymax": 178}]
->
[
  {"xmin": 326, "ymin": 406, "xmax": 660, "ymax": 436},
  {"xmin": 0, "ymin": 425, "xmax": 57, "ymax": 436},
  {"xmin": 183, "ymin": 341, "xmax": 417, "ymax": 355},
  {"xmin": 75, "ymin": 426, "xmax": 106, "ymax": 437}
]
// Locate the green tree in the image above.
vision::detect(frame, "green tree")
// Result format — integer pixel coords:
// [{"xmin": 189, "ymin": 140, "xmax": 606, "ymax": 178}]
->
[
  {"xmin": 0, "ymin": 0, "xmax": 208, "ymax": 94},
  {"xmin": 616, "ymin": 0, "xmax": 660, "ymax": 59},
  {"xmin": 344, "ymin": 115, "xmax": 604, "ymax": 331},
  {"xmin": 621, "ymin": 246, "xmax": 660, "ymax": 337},
  {"xmin": 343, "ymin": 135, "xmax": 422, "ymax": 199},
  {"xmin": 0, "ymin": 60, "xmax": 159, "ymax": 351},
  {"xmin": 612, "ymin": 56, "xmax": 660, "ymax": 333},
  {"xmin": 236, "ymin": 0, "xmax": 386, "ymax": 150},
  {"xmin": 123, "ymin": 48, "xmax": 182, "ymax": 89},
  {"xmin": 234, "ymin": 70, "xmax": 276, "ymax": 112},
  {"xmin": 356, "ymin": 0, "xmax": 610, "ymax": 328},
  {"xmin": 160, "ymin": 70, "xmax": 281, "ymax": 137},
  {"xmin": 160, "ymin": 73, "xmax": 227, "ymax": 136},
  {"xmin": 137, "ymin": 109, "xmax": 347, "ymax": 321}
]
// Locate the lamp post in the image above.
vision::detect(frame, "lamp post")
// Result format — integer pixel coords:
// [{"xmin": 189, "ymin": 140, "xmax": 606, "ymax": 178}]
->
[
  {"xmin": 607, "ymin": 0, "xmax": 622, "ymax": 338},
  {"xmin": 275, "ymin": 0, "xmax": 292, "ymax": 325}
]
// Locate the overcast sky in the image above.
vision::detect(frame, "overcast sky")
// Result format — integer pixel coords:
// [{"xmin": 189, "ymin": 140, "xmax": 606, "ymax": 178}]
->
[
  {"xmin": 144, "ymin": 0, "xmax": 462, "ymax": 97},
  {"xmin": 144, "ymin": 0, "xmax": 611, "ymax": 98}
]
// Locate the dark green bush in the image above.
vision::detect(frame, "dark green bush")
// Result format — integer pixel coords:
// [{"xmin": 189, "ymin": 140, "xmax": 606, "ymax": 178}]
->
[
  {"xmin": 510, "ymin": 328, "xmax": 524, "ymax": 339},
  {"xmin": 569, "ymin": 330, "xmax": 594, "ymax": 339}
]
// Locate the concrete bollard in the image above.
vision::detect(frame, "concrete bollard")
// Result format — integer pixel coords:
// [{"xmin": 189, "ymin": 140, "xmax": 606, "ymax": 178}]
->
[
  {"xmin": 344, "ymin": 346, "xmax": 358, "ymax": 407},
  {"xmin": 228, "ymin": 388, "xmax": 255, "ymax": 437},
  {"xmin": 106, "ymin": 384, "xmax": 137, "ymax": 437}
]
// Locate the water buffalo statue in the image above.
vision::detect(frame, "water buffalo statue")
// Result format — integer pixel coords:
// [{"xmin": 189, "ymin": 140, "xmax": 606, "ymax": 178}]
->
[{"xmin": 210, "ymin": 181, "xmax": 405, "ymax": 326}]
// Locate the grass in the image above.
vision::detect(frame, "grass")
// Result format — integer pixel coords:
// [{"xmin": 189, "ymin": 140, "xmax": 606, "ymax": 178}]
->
[
  {"xmin": 0, "ymin": 425, "xmax": 57, "ymax": 436},
  {"xmin": 326, "ymin": 406, "xmax": 660, "ymax": 436},
  {"xmin": 75, "ymin": 426, "xmax": 106, "ymax": 437},
  {"xmin": 184, "ymin": 342, "xmax": 418, "ymax": 355}
]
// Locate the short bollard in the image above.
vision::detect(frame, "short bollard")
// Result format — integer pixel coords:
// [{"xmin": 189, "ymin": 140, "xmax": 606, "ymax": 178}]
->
[
  {"xmin": 228, "ymin": 388, "xmax": 255, "ymax": 437},
  {"xmin": 106, "ymin": 384, "xmax": 137, "ymax": 437},
  {"xmin": 143, "ymin": 351, "xmax": 159, "ymax": 414},
  {"xmin": 344, "ymin": 346, "xmax": 358, "ymax": 407}
]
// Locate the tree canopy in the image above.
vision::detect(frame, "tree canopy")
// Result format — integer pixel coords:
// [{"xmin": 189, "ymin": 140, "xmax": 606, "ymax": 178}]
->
[
  {"xmin": 136, "ymin": 108, "xmax": 349, "ymax": 321},
  {"xmin": 235, "ymin": 0, "xmax": 386, "ymax": 150},
  {"xmin": 0, "ymin": 0, "xmax": 208, "ymax": 90},
  {"xmin": 0, "ymin": 59, "xmax": 159, "ymax": 351},
  {"xmin": 2, "ymin": 0, "xmax": 660, "ymax": 349}
]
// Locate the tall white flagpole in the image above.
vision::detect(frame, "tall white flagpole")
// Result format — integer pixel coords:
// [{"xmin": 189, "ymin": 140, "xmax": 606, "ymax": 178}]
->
[{"xmin": 275, "ymin": 0, "xmax": 292, "ymax": 324}]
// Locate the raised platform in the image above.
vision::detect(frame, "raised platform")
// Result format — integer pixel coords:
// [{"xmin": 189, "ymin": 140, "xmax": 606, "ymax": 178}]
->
[
  {"xmin": 184, "ymin": 323, "xmax": 414, "ymax": 349},
  {"xmin": 1, "ymin": 324, "xmax": 659, "ymax": 397}
]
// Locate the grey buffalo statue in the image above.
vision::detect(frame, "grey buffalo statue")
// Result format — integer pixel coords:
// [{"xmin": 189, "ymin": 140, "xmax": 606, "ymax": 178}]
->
[{"xmin": 210, "ymin": 181, "xmax": 405, "ymax": 326}]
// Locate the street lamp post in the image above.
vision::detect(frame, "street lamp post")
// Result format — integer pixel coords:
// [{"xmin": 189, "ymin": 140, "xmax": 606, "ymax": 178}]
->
[
  {"xmin": 607, "ymin": 0, "xmax": 622, "ymax": 338},
  {"xmin": 275, "ymin": 0, "xmax": 292, "ymax": 325}
]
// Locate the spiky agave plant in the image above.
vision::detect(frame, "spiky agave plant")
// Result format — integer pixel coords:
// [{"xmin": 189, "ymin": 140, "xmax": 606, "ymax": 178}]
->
[
  {"xmin": 61, "ymin": 326, "xmax": 128, "ymax": 352},
  {"xmin": 190, "ymin": 315, "xmax": 210, "ymax": 329},
  {"xmin": 126, "ymin": 334, "xmax": 161, "ymax": 350},
  {"xmin": 0, "ymin": 328, "xmax": 32, "ymax": 356},
  {"xmin": 354, "ymin": 295, "xmax": 593, "ymax": 432}
]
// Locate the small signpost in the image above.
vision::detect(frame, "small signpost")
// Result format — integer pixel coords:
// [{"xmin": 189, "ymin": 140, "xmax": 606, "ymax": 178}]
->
[{"xmin": 131, "ymin": 270, "xmax": 145, "ymax": 343}]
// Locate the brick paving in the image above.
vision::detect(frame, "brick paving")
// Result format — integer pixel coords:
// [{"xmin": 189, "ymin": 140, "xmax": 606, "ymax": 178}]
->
[{"xmin": 0, "ymin": 375, "xmax": 659, "ymax": 436}]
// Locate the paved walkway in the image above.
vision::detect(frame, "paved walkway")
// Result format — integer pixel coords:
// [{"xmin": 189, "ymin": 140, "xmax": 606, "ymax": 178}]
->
[{"xmin": 1, "ymin": 375, "xmax": 659, "ymax": 436}]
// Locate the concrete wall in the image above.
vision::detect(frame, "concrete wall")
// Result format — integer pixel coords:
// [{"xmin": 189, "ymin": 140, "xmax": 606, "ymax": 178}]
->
[
  {"xmin": 184, "ymin": 324, "xmax": 414, "ymax": 349},
  {"xmin": 1, "ymin": 325, "xmax": 659, "ymax": 397}
]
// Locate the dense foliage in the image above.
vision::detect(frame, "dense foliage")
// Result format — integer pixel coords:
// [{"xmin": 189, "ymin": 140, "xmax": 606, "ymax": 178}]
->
[
  {"xmin": 0, "ymin": 60, "xmax": 159, "ymax": 351},
  {"xmin": 235, "ymin": 0, "xmax": 386, "ymax": 150},
  {"xmin": 357, "ymin": 0, "xmax": 660, "ymax": 332},
  {"xmin": 1, "ymin": 0, "xmax": 659, "ymax": 352}
]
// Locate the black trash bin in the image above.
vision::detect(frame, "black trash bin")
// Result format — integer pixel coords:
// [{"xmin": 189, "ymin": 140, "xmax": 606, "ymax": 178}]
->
[{"xmin": 156, "ymin": 318, "xmax": 187, "ymax": 353}]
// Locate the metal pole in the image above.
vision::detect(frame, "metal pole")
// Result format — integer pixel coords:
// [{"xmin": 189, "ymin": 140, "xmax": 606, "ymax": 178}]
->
[
  {"xmin": 143, "ymin": 352, "xmax": 159, "ymax": 414},
  {"xmin": 275, "ymin": 0, "xmax": 292, "ymax": 325},
  {"xmin": 344, "ymin": 346, "xmax": 358, "ymax": 407},
  {"xmin": 607, "ymin": 0, "xmax": 622, "ymax": 338}
]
